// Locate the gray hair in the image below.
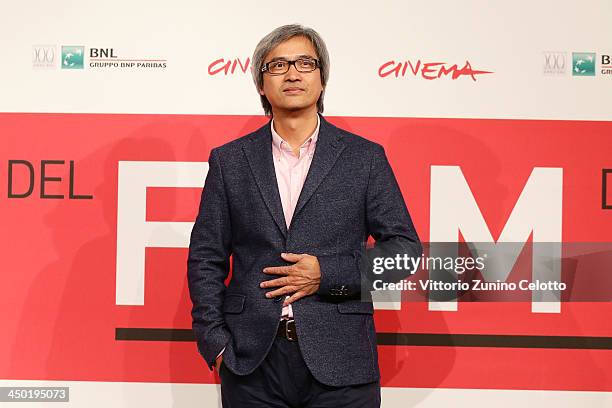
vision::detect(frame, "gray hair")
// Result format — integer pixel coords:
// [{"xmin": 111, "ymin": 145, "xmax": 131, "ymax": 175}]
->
[{"xmin": 251, "ymin": 24, "xmax": 330, "ymax": 116}]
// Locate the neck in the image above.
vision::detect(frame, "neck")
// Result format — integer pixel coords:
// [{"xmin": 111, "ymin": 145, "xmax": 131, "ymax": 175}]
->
[{"xmin": 271, "ymin": 107, "xmax": 319, "ymax": 149}]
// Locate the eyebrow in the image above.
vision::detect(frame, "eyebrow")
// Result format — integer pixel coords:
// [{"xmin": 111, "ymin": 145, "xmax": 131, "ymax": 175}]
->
[{"xmin": 267, "ymin": 54, "xmax": 316, "ymax": 63}]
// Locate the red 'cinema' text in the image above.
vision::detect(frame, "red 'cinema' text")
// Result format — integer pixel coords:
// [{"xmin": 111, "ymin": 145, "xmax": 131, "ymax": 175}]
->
[
  {"xmin": 208, "ymin": 57, "xmax": 250, "ymax": 75},
  {"xmin": 379, "ymin": 60, "xmax": 493, "ymax": 81}
]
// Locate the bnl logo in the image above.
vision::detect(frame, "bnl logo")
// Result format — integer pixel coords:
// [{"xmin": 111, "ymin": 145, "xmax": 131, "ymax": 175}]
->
[
  {"xmin": 61, "ymin": 46, "xmax": 84, "ymax": 69},
  {"xmin": 572, "ymin": 52, "xmax": 596, "ymax": 76}
]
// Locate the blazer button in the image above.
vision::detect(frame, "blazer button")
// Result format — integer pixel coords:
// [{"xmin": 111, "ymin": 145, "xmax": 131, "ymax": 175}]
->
[{"xmin": 274, "ymin": 296, "xmax": 284, "ymax": 302}]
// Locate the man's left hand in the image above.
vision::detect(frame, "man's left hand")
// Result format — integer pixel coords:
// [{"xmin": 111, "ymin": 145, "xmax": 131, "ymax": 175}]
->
[{"xmin": 261, "ymin": 253, "xmax": 321, "ymax": 306}]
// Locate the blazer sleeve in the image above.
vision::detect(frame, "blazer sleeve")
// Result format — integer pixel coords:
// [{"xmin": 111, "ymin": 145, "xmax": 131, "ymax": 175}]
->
[
  {"xmin": 187, "ymin": 147, "xmax": 232, "ymax": 370},
  {"xmin": 317, "ymin": 144, "xmax": 422, "ymax": 299}
]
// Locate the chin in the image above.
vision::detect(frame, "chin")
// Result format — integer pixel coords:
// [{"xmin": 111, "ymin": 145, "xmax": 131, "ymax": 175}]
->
[{"xmin": 277, "ymin": 103, "xmax": 310, "ymax": 112}]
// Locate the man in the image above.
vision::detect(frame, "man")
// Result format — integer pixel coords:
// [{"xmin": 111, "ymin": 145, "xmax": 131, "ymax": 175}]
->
[{"xmin": 187, "ymin": 24, "xmax": 421, "ymax": 407}]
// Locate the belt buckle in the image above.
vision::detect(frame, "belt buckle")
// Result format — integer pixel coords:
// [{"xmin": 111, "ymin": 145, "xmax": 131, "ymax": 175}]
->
[{"xmin": 284, "ymin": 319, "xmax": 296, "ymax": 341}]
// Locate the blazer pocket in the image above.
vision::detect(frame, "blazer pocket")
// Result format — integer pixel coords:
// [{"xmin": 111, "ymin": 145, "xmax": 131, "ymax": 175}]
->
[
  {"xmin": 337, "ymin": 301, "xmax": 374, "ymax": 314},
  {"xmin": 223, "ymin": 294, "xmax": 246, "ymax": 314}
]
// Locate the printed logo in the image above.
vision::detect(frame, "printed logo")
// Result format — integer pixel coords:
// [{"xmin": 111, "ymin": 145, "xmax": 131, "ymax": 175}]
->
[
  {"xmin": 88, "ymin": 47, "xmax": 167, "ymax": 69},
  {"xmin": 208, "ymin": 57, "xmax": 251, "ymax": 76},
  {"xmin": 61, "ymin": 46, "xmax": 85, "ymax": 69},
  {"xmin": 378, "ymin": 59, "xmax": 493, "ymax": 81},
  {"xmin": 543, "ymin": 52, "xmax": 566, "ymax": 75},
  {"xmin": 32, "ymin": 45, "xmax": 57, "ymax": 69},
  {"xmin": 572, "ymin": 52, "xmax": 595, "ymax": 76}
]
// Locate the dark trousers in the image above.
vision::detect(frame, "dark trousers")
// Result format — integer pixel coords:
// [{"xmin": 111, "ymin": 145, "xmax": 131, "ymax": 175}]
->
[{"xmin": 220, "ymin": 335, "xmax": 381, "ymax": 408}]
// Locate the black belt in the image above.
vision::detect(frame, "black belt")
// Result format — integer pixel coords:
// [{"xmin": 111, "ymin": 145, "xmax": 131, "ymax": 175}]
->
[{"xmin": 277, "ymin": 319, "xmax": 297, "ymax": 341}]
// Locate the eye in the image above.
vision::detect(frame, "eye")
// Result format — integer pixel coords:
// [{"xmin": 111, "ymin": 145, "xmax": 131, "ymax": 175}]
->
[
  {"xmin": 299, "ymin": 59, "xmax": 315, "ymax": 68},
  {"xmin": 271, "ymin": 61, "xmax": 287, "ymax": 69}
]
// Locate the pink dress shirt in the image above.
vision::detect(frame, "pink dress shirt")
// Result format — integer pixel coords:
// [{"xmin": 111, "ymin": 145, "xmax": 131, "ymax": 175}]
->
[{"xmin": 271, "ymin": 116, "xmax": 320, "ymax": 319}]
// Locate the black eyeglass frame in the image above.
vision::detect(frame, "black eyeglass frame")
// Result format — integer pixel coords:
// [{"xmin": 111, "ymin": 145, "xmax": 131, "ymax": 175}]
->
[{"xmin": 261, "ymin": 58, "xmax": 320, "ymax": 75}]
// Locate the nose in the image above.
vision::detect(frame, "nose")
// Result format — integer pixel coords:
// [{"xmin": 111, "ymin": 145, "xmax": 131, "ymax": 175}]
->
[{"xmin": 285, "ymin": 63, "xmax": 301, "ymax": 80}]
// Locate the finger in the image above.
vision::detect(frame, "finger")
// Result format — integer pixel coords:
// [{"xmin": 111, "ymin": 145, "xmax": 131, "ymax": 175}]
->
[
  {"xmin": 260, "ymin": 277, "xmax": 290, "ymax": 288},
  {"xmin": 283, "ymin": 291, "xmax": 307, "ymax": 306},
  {"xmin": 265, "ymin": 286, "xmax": 296, "ymax": 298},
  {"xmin": 281, "ymin": 252, "xmax": 307, "ymax": 262},
  {"xmin": 263, "ymin": 265, "xmax": 291, "ymax": 275}
]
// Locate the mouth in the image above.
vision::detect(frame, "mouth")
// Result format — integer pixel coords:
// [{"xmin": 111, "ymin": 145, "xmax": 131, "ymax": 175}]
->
[{"xmin": 283, "ymin": 87, "xmax": 305, "ymax": 94}]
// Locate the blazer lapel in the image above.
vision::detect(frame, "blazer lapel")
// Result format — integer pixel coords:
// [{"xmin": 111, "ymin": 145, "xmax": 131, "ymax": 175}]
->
[
  {"xmin": 292, "ymin": 115, "xmax": 346, "ymax": 223},
  {"xmin": 242, "ymin": 120, "xmax": 288, "ymax": 238},
  {"xmin": 241, "ymin": 114, "xmax": 346, "ymax": 239}
]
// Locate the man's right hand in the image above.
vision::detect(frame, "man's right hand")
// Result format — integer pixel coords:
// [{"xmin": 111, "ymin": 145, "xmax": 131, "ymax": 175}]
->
[{"xmin": 215, "ymin": 354, "xmax": 223, "ymax": 371}]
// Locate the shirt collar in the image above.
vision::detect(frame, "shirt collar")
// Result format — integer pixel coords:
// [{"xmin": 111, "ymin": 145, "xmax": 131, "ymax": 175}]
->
[{"xmin": 271, "ymin": 114, "xmax": 320, "ymax": 154}]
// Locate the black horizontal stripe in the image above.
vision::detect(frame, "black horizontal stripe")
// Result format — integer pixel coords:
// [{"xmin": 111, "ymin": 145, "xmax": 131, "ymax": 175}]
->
[
  {"xmin": 116, "ymin": 328, "xmax": 194, "ymax": 342},
  {"xmin": 375, "ymin": 332, "xmax": 612, "ymax": 349},
  {"xmin": 115, "ymin": 328, "xmax": 612, "ymax": 350}
]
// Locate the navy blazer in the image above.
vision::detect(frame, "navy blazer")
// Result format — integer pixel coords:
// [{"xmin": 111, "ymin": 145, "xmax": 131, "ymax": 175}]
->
[{"xmin": 187, "ymin": 114, "xmax": 421, "ymax": 387}]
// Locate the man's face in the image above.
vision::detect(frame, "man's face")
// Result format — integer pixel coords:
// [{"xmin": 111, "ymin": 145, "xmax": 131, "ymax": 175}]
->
[{"xmin": 259, "ymin": 36, "xmax": 323, "ymax": 115}]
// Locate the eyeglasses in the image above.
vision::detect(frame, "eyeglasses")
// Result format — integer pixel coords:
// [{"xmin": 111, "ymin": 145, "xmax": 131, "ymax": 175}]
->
[{"xmin": 261, "ymin": 58, "xmax": 320, "ymax": 75}]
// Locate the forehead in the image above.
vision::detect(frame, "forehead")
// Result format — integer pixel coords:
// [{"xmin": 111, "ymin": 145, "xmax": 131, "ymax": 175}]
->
[{"xmin": 264, "ymin": 36, "xmax": 318, "ymax": 61}]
